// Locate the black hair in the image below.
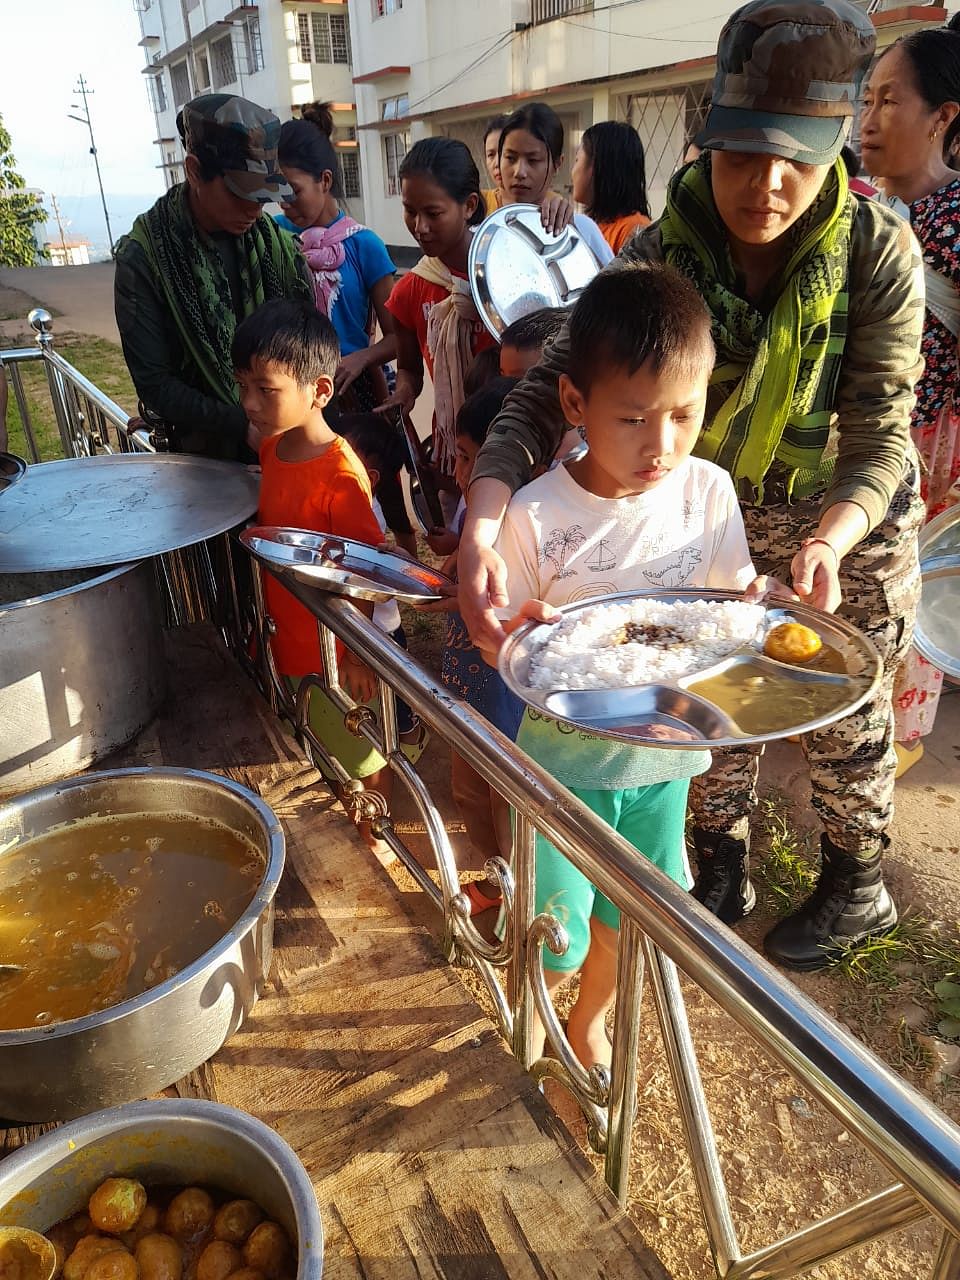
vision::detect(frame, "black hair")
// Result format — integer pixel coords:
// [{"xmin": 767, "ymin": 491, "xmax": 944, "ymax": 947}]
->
[
  {"xmin": 499, "ymin": 306, "xmax": 567, "ymax": 353},
  {"xmin": 463, "ymin": 345, "xmax": 502, "ymax": 397},
  {"xmin": 337, "ymin": 412, "xmax": 412, "ymax": 537},
  {"xmin": 483, "ymin": 114, "xmax": 510, "ymax": 144},
  {"xmin": 399, "ymin": 137, "xmax": 485, "ymax": 226},
  {"xmin": 579, "ymin": 122, "xmax": 650, "ymax": 223},
  {"xmin": 891, "ymin": 29, "xmax": 960, "ymax": 155},
  {"xmin": 278, "ymin": 102, "xmax": 343, "ymax": 198},
  {"xmin": 455, "ymin": 376, "xmax": 519, "ymax": 447},
  {"xmin": 840, "ymin": 145, "xmax": 861, "ymax": 178},
  {"xmin": 498, "ymin": 102, "xmax": 564, "ymax": 167},
  {"xmin": 949, "ymin": 12, "xmax": 960, "ymax": 33},
  {"xmin": 565, "ymin": 263, "xmax": 715, "ymax": 396},
  {"xmin": 232, "ymin": 298, "xmax": 339, "ymax": 383}
]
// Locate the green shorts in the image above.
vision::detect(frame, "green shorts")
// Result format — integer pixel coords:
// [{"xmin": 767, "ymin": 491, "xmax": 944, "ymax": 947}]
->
[
  {"xmin": 535, "ymin": 778, "xmax": 690, "ymax": 973},
  {"xmin": 286, "ymin": 676, "xmax": 386, "ymax": 780}
]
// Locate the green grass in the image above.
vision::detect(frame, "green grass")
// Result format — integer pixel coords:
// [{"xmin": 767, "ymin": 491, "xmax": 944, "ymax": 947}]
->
[
  {"xmin": 4, "ymin": 334, "xmax": 137, "ymax": 462},
  {"xmin": 755, "ymin": 794, "xmax": 819, "ymax": 913}
]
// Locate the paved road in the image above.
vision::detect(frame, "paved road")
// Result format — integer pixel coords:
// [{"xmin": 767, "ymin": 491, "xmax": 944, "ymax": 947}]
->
[{"xmin": 0, "ymin": 263, "xmax": 119, "ymax": 343}]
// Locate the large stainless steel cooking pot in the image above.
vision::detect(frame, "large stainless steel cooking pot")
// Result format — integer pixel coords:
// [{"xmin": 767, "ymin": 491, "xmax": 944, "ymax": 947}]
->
[
  {"xmin": 0, "ymin": 1099, "xmax": 323, "ymax": 1279},
  {"xmin": 0, "ymin": 562, "xmax": 165, "ymax": 797},
  {"xmin": 0, "ymin": 769, "xmax": 285, "ymax": 1122}
]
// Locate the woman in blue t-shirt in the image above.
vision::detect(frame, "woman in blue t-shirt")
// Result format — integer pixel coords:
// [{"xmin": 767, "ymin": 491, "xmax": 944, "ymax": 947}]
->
[{"xmin": 277, "ymin": 103, "xmax": 397, "ymax": 411}]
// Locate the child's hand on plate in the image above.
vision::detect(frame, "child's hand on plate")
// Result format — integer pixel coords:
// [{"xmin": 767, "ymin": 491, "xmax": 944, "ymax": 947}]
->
[
  {"xmin": 744, "ymin": 574, "xmax": 799, "ymax": 603},
  {"xmin": 479, "ymin": 598, "xmax": 560, "ymax": 666}
]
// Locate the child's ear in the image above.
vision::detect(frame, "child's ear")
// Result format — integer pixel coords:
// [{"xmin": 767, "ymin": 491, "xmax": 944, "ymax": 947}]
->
[
  {"xmin": 558, "ymin": 373, "xmax": 586, "ymax": 427},
  {"xmin": 311, "ymin": 374, "xmax": 336, "ymax": 409},
  {"xmin": 367, "ymin": 465, "xmax": 381, "ymax": 490}
]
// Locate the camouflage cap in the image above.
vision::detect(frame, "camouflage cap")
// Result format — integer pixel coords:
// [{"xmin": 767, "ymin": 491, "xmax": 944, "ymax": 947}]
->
[
  {"xmin": 178, "ymin": 93, "xmax": 292, "ymax": 203},
  {"xmin": 697, "ymin": 0, "xmax": 876, "ymax": 166}
]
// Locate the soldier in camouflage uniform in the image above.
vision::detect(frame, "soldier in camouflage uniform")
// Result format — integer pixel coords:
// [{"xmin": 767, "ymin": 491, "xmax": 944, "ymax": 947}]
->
[{"xmin": 459, "ymin": 0, "xmax": 926, "ymax": 972}]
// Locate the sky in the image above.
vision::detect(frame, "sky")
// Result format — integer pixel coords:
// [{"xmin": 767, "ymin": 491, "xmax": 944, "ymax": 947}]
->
[{"xmin": 0, "ymin": 0, "xmax": 164, "ymax": 237}]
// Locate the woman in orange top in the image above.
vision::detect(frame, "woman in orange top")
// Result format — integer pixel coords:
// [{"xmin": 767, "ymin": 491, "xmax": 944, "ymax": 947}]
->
[{"xmin": 571, "ymin": 121, "xmax": 651, "ymax": 255}]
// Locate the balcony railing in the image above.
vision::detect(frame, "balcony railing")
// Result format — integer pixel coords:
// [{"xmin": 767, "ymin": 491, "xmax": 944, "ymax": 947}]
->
[{"xmin": 530, "ymin": 0, "xmax": 594, "ymax": 24}]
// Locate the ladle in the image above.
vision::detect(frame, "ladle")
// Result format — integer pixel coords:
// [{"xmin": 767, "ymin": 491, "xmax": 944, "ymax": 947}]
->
[{"xmin": 0, "ymin": 1226, "xmax": 58, "ymax": 1280}]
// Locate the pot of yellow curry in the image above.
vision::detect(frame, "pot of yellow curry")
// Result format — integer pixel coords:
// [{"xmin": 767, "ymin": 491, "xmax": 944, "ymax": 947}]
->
[{"xmin": 0, "ymin": 769, "xmax": 284, "ymax": 1122}]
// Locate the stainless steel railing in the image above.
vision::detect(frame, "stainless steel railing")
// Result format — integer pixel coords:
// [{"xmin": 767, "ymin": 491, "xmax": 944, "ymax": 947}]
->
[
  {"xmin": 241, "ymin": 557, "xmax": 960, "ymax": 1280},
  {"xmin": 2, "ymin": 309, "xmax": 154, "ymax": 459}
]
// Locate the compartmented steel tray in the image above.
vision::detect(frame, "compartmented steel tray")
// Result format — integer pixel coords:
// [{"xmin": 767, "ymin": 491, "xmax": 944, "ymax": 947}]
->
[
  {"xmin": 468, "ymin": 204, "xmax": 605, "ymax": 338},
  {"xmin": 240, "ymin": 526, "xmax": 454, "ymax": 603},
  {"xmin": 498, "ymin": 588, "xmax": 881, "ymax": 748}
]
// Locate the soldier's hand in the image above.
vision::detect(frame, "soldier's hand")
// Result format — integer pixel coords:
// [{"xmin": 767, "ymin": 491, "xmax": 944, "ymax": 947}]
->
[{"xmin": 790, "ymin": 539, "xmax": 842, "ymax": 613}]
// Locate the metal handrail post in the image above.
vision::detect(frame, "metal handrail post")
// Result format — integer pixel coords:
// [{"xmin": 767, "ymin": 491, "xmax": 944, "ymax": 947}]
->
[
  {"xmin": 6, "ymin": 361, "xmax": 40, "ymax": 462},
  {"xmin": 604, "ymin": 918, "xmax": 645, "ymax": 1201},
  {"xmin": 643, "ymin": 938, "xmax": 741, "ymax": 1272},
  {"xmin": 931, "ymin": 1229, "xmax": 960, "ymax": 1280}
]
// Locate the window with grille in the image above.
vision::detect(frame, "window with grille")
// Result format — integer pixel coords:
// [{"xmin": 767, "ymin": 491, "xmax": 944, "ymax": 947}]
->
[
  {"xmin": 211, "ymin": 33, "xmax": 237, "ymax": 89},
  {"xmin": 170, "ymin": 60, "xmax": 191, "ymax": 107},
  {"xmin": 146, "ymin": 74, "xmax": 167, "ymax": 114},
  {"xmin": 530, "ymin": 0, "xmax": 593, "ymax": 23},
  {"xmin": 383, "ymin": 130, "xmax": 410, "ymax": 196},
  {"xmin": 341, "ymin": 151, "xmax": 362, "ymax": 200},
  {"xmin": 244, "ymin": 17, "xmax": 264, "ymax": 73},
  {"xmin": 297, "ymin": 11, "xmax": 351, "ymax": 64},
  {"xmin": 373, "ymin": 0, "xmax": 402, "ymax": 16},
  {"xmin": 380, "ymin": 94, "xmax": 409, "ymax": 121},
  {"xmin": 618, "ymin": 82, "xmax": 710, "ymax": 219}
]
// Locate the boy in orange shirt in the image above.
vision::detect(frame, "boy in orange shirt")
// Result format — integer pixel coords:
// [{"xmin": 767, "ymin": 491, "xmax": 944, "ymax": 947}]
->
[{"xmin": 233, "ymin": 298, "xmax": 386, "ymax": 788}]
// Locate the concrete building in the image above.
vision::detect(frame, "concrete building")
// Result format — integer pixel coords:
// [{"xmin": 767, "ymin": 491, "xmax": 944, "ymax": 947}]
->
[
  {"xmin": 133, "ymin": 0, "xmax": 366, "ymax": 220},
  {"xmin": 45, "ymin": 241, "xmax": 92, "ymax": 267},
  {"xmin": 347, "ymin": 0, "xmax": 948, "ymax": 253}
]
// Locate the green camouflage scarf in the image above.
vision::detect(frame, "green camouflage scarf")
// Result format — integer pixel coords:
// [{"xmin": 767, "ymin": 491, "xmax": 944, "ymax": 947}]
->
[
  {"xmin": 659, "ymin": 154, "xmax": 853, "ymax": 504},
  {"xmin": 127, "ymin": 182, "xmax": 309, "ymax": 405}
]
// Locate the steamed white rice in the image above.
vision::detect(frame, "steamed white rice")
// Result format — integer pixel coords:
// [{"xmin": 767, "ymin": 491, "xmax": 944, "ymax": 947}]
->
[{"xmin": 527, "ymin": 598, "xmax": 767, "ymax": 690}]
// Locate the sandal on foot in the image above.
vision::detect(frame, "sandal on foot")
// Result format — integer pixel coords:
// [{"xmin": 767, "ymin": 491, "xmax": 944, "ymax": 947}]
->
[{"xmin": 461, "ymin": 879, "xmax": 503, "ymax": 915}]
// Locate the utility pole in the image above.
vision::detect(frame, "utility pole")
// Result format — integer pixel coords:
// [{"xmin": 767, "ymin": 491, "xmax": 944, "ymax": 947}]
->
[
  {"xmin": 50, "ymin": 194, "xmax": 68, "ymax": 255},
  {"xmin": 68, "ymin": 74, "xmax": 115, "ymax": 258}
]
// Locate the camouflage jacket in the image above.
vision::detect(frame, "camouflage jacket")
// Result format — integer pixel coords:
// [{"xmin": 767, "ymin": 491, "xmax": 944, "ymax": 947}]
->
[{"xmin": 473, "ymin": 196, "xmax": 924, "ymax": 532}]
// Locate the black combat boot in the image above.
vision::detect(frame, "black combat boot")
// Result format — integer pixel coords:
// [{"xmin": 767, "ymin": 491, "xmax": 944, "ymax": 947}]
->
[
  {"xmin": 764, "ymin": 834, "xmax": 898, "ymax": 971},
  {"xmin": 690, "ymin": 827, "xmax": 756, "ymax": 925}
]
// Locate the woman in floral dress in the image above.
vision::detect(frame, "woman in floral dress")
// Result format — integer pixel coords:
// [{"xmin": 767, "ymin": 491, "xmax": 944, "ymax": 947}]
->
[{"xmin": 859, "ymin": 25, "xmax": 960, "ymax": 772}]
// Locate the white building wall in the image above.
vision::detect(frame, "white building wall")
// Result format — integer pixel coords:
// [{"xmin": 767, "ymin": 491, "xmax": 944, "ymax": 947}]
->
[
  {"xmin": 348, "ymin": 0, "xmax": 948, "ymax": 250},
  {"xmin": 136, "ymin": 0, "xmax": 365, "ymax": 221}
]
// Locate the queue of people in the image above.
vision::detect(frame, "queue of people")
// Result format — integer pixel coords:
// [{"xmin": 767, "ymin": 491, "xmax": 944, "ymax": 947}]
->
[{"xmin": 108, "ymin": 0, "xmax": 960, "ymax": 1079}]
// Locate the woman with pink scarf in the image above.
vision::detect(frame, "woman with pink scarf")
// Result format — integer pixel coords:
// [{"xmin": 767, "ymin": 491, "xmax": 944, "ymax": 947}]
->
[{"xmin": 277, "ymin": 103, "xmax": 397, "ymax": 411}]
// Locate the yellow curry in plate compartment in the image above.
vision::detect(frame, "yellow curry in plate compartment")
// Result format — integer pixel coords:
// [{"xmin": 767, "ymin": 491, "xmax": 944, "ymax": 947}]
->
[{"xmin": 0, "ymin": 813, "xmax": 264, "ymax": 1032}]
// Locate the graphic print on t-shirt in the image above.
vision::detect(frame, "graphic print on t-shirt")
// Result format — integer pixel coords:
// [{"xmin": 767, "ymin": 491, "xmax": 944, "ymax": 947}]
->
[
  {"xmin": 643, "ymin": 545, "xmax": 702, "ymax": 587},
  {"xmin": 540, "ymin": 525, "xmax": 588, "ymax": 579}
]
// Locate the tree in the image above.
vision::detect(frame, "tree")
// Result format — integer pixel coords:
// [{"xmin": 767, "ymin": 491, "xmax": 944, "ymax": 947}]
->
[{"xmin": 0, "ymin": 114, "xmax": 47, "ymax": 267}]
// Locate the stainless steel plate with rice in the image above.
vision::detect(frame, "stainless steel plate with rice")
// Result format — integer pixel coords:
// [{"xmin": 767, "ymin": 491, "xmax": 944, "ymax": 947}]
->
[
  {"xmin": 240, "ymin": 526, "xmax": 454, "ymax": 603},
  {"xmin": 498, "ymin": 589, "xmax": 881, "ymax": 748}
]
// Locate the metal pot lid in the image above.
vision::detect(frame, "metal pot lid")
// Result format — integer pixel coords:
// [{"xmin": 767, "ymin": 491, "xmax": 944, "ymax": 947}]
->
[
  {"xmin": 468, "ymin": 204, "xmax": 604, "ymax": 339},
  {"xmin": 0, "ymin": 454, "xmax": 259, "ymax": 573},
  {"xmin": 0, "ymin": 452, "xmax": 26, "ymax": 497},
  {"xmin": 919, "ymin": 502, "xmax": 960, "ymax": 561},
  {"xmin": 916, "ymin": 553, "xmax": 960, "ymax": 678}
]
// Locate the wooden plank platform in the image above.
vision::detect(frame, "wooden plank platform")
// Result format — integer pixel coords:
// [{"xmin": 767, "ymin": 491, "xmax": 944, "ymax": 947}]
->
[{"xmin": 1, "ymin": 627, "xmax": 669, "ymax": 1279}]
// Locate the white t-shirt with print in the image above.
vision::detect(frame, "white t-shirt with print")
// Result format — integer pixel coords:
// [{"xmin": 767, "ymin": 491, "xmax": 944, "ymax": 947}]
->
[{"xmin": 494, "ymin": 456, "xmax": 755, "ymax": 790}]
